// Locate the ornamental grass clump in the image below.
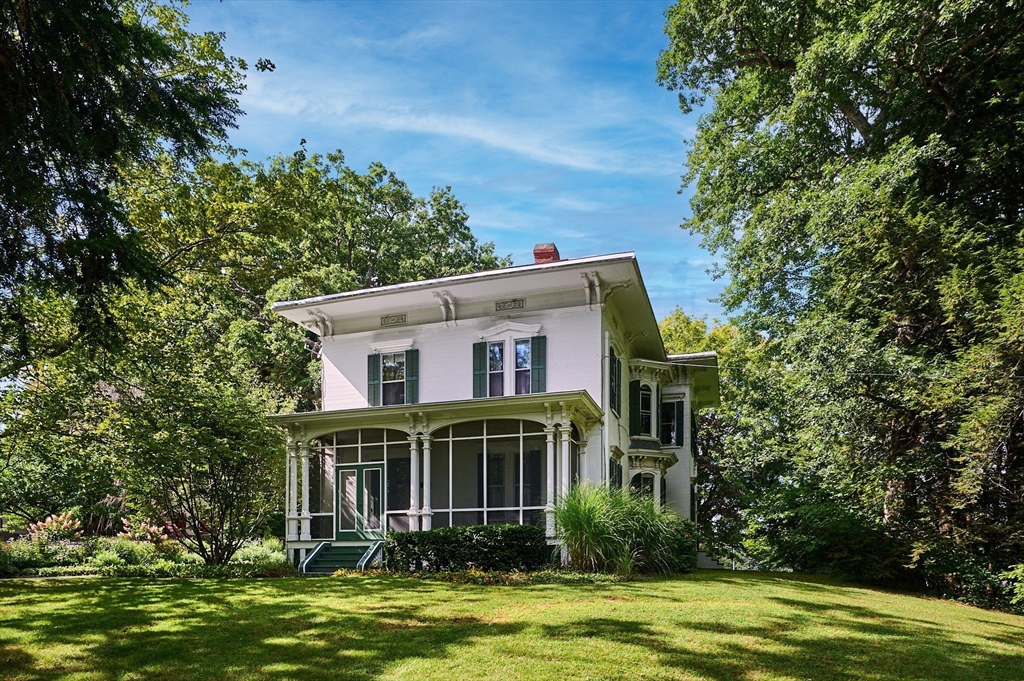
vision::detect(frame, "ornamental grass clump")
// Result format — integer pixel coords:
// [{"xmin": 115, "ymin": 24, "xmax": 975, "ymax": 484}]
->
[{"xmin": 554, "ymin": 483, "xmax": 697, "ymax": 576}]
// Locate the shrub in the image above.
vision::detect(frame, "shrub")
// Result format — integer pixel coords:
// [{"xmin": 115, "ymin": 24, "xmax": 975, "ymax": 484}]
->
[
  {"xmin": 2, "ymin": 537, "xmax": 92, "ymax": 570},
  {"xmin": 231, "ymin": 538, "xmax": 287, "ymax": 566},
  {"xmin": 28, "ymin": 512, "xmax": 83, "ymax": 541},
  {"xmin": 385, "ymin": 524, "xmax": 551, "ymax": 573},
  {"xmin": 97, "ymin": 559, "xmax": 295, "ymax": 578},
  {"xmin": 554, "ymin": 483, "xmax": 698, "ymax": 575},
  {"xmin": 94, "ymin": 537, "xmax": 158, "ymax": 566}
]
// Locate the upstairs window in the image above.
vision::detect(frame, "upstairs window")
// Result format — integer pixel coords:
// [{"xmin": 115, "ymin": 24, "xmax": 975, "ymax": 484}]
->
[
  {"xmin": 473, "ymin": 336, "xmax": 546, "ymax": 398},
  {"xmin": 515, "ymin": 339, "xmax": 531, "ymax": 395},
  {"xmin": 488, "ymin": 342, "xmax": 504, "ymax": 397},
  {"xmin": 660, "ymin": 402, "xmax": 675, "ymax": 444},
  {"xmin": 639, "ymin": 385, "xmax": 652, "ymax": 436},
  {"xmin": 381, "ymin": 353, "xmax": 406, "ymax": 405},
  {"xmin": 367, "ymin": 349, "xmax": 418, "ymax": 406}
]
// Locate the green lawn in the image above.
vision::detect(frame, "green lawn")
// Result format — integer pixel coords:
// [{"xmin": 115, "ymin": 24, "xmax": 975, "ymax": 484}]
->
[{"xmin": 1, "ymin": 571, "xmax": 1022, "ymax": 680}]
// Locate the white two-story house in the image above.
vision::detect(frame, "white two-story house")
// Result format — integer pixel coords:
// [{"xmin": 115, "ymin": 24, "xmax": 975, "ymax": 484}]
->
[{"xmin": 271, "ymin": 245, "xmax": 719, "ymax": 570}]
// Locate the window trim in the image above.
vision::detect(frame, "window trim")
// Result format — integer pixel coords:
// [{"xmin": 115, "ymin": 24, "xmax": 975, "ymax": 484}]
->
[{"xmin": 639, "ymin": 384, "xmax": 653, "ymax": 436}]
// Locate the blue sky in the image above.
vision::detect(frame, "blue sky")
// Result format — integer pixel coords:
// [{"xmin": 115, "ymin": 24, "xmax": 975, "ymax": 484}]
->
[{"xmin": 185, "ymin": 0, "xmax": 723, "ymax": 320}]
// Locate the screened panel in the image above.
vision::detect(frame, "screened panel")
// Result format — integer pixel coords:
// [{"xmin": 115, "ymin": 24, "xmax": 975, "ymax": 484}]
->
[
  {"xmin": 522, "ymin": 435, "xmax": 546, "ymax": 506},
  {"xmin": 451, "ymin": 439, "xmax": 483, "ymax": 508},
  {"xmin": 430, "ymin": 441, "xmax": 450, "ymax": 510},
  {"xmin": 486, "ymin": 438, "xmax": 520, "ymax": 508}
]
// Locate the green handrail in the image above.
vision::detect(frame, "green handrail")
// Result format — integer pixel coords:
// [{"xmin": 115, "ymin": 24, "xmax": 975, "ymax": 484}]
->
[
  {"xmin": 357, "ymin": 540, "xmax": 384, "ymax": 571},
  {"xmin": 299, "ymin": 541, "xmax": 330, "ymax": 574}
]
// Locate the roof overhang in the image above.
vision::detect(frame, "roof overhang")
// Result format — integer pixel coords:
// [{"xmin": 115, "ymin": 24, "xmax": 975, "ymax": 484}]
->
[
  {"xmin": 668, "ymin": 351, "xmax": 720, "ymax": 408},
  {"xmin": 270, "ymin": 252, "xmax": 667, "ymax": 360},
  {"xmin": 269, "ymin": 390, "xmax": 603, "ymax": 441}
]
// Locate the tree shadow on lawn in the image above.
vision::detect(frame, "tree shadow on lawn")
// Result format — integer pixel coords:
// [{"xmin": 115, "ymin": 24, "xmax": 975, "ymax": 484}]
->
[
  {"xmin": 540, "ymin": 598, "xmax": 1024, "ymax": 681},
  {"xmin": 0, "ymin": 578, "xmax": 524, "ymax": 680}
]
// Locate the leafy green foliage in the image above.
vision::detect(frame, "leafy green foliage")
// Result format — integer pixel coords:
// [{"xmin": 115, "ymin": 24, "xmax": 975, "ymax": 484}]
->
[
  {"xmin": 384, "ymin": 524, "xmax": 551, "ymax": 573},
  {"xmin": 553, "ymin": 483, "xmax": 697, "ymax": 575},
  {"xmin": 1, "ymin": 0, "xmax": 246, "ymax": 376},
  {"xmin": 1, "ymin": 146, "xmax": 505, "ymax": 564},
  {"xmin": 659, "ymin": 1, "xmax": 1024, "ymax": 604}
]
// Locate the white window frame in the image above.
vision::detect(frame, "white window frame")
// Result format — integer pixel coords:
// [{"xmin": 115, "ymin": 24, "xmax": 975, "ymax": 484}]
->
[{"xmin": 381, "ymin": 352, "xmax": 406, "ymax": 406}]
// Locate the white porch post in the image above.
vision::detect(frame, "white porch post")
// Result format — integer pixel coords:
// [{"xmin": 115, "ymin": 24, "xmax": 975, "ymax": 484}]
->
[
  {"xmin": 286, "ymin": 441, "xmax": 298, "ymax": 542},
  {"xmin": 653, "ymin": 469, "xmax": 662, "ymax": 507},
  {"xmin": 622, "ymin": 455, "xmax": 631, "ymax": 494},
  {"xmin": 421, "ymin": 436, "xmax": 432, "ymax": 530},
  {"xmin": 559, "ymin": 426, "xmax": 570, "ymax": 500},
  {"xmin": 408, "ymin": 436, "xmax": 421, "ymax": 531},
  {"xmin": 544, "ymin": 426, "xmax": 556, "ymax": 538},
  {"xmin": 299, "ymin": 441, "xmax": 311, "ymax": 541}
]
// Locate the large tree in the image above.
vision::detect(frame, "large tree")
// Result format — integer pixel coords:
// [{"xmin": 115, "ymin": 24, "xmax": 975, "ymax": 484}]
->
[
  {"xmin": 659, "ymin": 1, "xmax": 1024, "ymax": 604},
  {"xmin": 1, "ymin": 148, "xmax": 507, "ymax": 560},
  {"xmin": 0, "ymin": 0, "xmax": 249, "ymax": 378}
]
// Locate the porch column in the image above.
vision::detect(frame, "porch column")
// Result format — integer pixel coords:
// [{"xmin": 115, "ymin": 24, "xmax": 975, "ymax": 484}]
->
[
  {"xmin": 622, "ymin": 455, "xmax": 631, "ymax": 494},
  {"xmin": 299, "ymin": 440, "xmax": 311, "ymax": 541},
  {"xmin": 286, "ymin": 441, "xmax": 298, "ymax": 541},
  {"xmin": 420, "ymin": 436, "xmax": 432, "ymax": 530},
  {"xmin": 544, "ymin": 426, "xmax": 556, "ymax": 538},
  {"xmin": 653, "ymin": 469, "xmax": 662, "ymax": 506},
  {"xmin": 559, "ymin": 426, "xmax": 570, "ymax": 500},
  {"xmin": 408, "ymin": 436, "xmax": 421, "ymax": 531}
]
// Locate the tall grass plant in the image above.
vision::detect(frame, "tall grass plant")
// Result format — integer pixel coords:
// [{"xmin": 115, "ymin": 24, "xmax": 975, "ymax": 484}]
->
[{"xmin": 553, "ymin": 483, "xmax": 697, "ymax": 575}]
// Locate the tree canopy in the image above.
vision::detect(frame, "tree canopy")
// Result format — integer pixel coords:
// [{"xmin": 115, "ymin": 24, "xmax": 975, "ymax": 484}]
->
[
  {"xmin": 0, "ymin": 0, "xmax": 248, "ymax": 378},
  {"xmin": 659, "ymin": 0, "xmax": 1024, "ymax": 605}
]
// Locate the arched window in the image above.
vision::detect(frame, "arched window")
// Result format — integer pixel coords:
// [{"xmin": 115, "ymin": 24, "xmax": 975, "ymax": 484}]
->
[
  {"xmin": 630, "ymin": 472, "xmax": 655, "ymax": 497},
  {"xmin": 639, "ymin": 385, "xmax": 653, "ymax": 436}
]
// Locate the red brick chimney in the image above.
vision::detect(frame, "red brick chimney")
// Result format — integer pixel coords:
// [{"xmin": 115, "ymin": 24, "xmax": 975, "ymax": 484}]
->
[{"xmin": 533, "ymin": 243, "xmax": 560, "ymax": 264}]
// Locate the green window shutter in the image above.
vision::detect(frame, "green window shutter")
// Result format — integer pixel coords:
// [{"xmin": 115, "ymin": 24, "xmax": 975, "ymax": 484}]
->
[
  {"xmin": 655, "ymin": 386, "xmax": 661, "ymax": 439},
  {"xmin": 367, "ymin": 353, "xmax": 381, "ymax": 406},
  {"xmin": 674, "ymin": 401, "xmax": 685, "ymax": 446},
  {"xmin": 615, "ymin": 356, "xmax": 622, "ymax": 413},
  {"xmin": 472, "ymin": 342, "xmax": 487, "ymax": 398},
  {"xmin": 628, "ymin": 379, "xmax": 641, "ymax": 436},
  {"xmin": 405, "ymin": 349, "xmax": 419, "ymax": 405},
  {"xmin": 531, "ymin": 335, "xmax": 546, "ymax": 393},
  {"xmin": 609, "ymin": 347, "xmax": 619, "ymax": 413}
]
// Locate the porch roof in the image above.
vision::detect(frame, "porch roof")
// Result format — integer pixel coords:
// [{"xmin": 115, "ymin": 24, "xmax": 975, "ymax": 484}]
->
[{"xmin": 269, "ymin": 390, "xmax": 603, "ymax": 441}]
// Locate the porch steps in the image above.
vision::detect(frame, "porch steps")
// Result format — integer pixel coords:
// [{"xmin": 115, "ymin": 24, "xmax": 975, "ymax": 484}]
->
[
  {"xmin": 697, "ymin": 550, "xmax": 730, "ymax": 570},
  {"xmin": 301, "ymin": 543, "xmax": 370, "ymax": 574}
]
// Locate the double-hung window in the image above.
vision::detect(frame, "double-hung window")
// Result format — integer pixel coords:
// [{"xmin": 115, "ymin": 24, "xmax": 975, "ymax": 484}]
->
[
  {"xmin": 381, "ymin": 352, "xmax": 406, "ymax": 405},
  {"xmin": 367, "ymin": 349, "xmax": 418, "ymax": 406},
  {"xmin": 514, "ymin": 339, "xmax": 531, "ymax": 395},
  {"xmin": 488, "ymin": 342, "xmax": 504, "ymax": 397},
  {"xmin": 474, "ymin": 335, "xmax": 546, "ymax": 398},
  {"xmin": 639, "ymin": 385, "xmax": 653, "ymax": 436}
]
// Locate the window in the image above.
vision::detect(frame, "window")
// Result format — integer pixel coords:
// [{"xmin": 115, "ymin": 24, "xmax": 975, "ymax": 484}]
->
[
  {"xmin": 474, "ymin": 336, "xmax": 545, "ymax": 399},
  {"xmin": 515, "ymin": 339, "xmax": 531, "ymax": 395},
  {"xmin": 488, "ymin": 342, "xmax": 504, "ymax": 396},
  {"xmin": 609, "ymin": 346, "xmax": 621, "ymax": 414},
  {"xmin": 381, "ymin": 353, "xmax": 405, "ymax": 405},
  {"xmin": 639, "ymin": 385, "xmax": 653, "ymax": 436},
  {"xmin": 660, "ymin": 402, "xmax": 675, "ymax": 445}
]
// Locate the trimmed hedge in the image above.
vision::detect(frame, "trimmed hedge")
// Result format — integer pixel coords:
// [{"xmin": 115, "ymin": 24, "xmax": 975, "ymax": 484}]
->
[{"xmin": 385, "ymin": 524, "xmax": 552, "ymax": 572}]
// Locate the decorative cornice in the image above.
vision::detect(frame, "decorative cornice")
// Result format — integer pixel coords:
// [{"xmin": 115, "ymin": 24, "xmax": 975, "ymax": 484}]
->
[
  {"xmin": 478, "ymin": 320, "xmax": 542, "ymax": 341},
  {"xmin": 368, "ymin": 338, "xmax": 415, "ymax": 354}
]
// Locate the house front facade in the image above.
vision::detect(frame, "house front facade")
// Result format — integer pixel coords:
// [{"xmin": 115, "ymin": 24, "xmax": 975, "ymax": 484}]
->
[{"xmin": 271, "ymin": 245, "xmax": 719, "ymax": 569}]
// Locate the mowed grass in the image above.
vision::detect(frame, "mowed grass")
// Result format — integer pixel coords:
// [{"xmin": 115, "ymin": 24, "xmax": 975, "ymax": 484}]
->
[{"xmin": 1, "ymin": 571, "xmax": 1023, "ymax": 680}]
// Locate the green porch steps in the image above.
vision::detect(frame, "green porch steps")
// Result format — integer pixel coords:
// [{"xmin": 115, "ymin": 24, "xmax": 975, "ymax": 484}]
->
[{"xmin": 300, "ymin": 542, "xmax": 382, "ymax": 574}]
